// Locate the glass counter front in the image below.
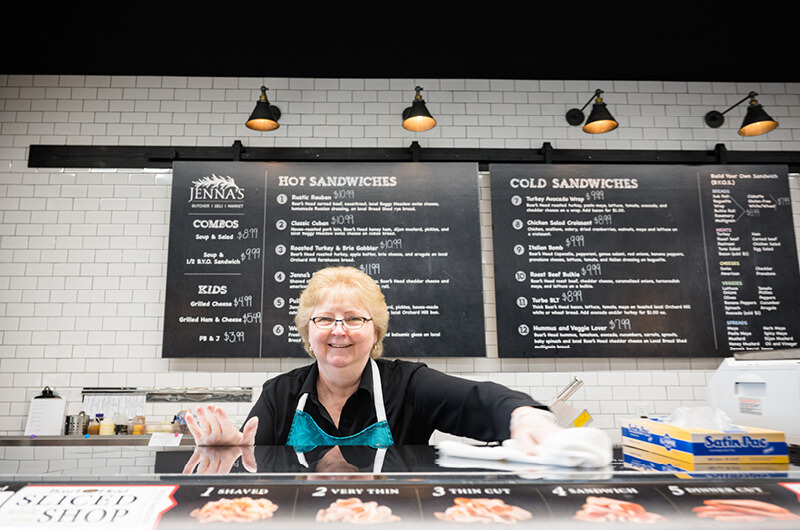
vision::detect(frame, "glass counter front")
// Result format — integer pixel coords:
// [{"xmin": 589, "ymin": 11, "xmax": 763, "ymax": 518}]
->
[{"xmin": 1, "ymin": 441, "xmax": 799, "ymax": 528}]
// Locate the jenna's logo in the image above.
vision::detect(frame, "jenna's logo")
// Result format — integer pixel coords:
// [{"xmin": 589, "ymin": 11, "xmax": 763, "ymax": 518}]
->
[{"xmin": 189, "ymin": 175, "xmax": 245, "ymax": 202}]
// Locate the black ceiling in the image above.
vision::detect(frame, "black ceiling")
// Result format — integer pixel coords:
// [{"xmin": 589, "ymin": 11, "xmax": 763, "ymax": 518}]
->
[{"xmin": 4, "ymin": 4, "xmax": 799, "ymax": 82}]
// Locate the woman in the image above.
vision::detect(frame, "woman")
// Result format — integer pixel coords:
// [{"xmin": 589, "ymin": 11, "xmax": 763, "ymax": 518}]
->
[{"xmin": 186, "ymin": 266, "xmax": 562, "ymax": 454}]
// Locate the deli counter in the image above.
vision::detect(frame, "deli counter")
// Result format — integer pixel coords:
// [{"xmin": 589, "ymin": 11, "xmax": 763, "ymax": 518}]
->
[{"xmin": 1, "ymin": 439, "xmax": 799, "ymax": 529}]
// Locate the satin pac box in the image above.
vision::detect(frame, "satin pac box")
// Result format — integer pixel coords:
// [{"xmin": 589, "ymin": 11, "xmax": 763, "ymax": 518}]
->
[
  {"xmin": 622, "ymin": 444, "xmax": 790, "ymax": 473},
  {"xmin": 620, "ymin": 417, "xmax": 788, "ymax": 464}
]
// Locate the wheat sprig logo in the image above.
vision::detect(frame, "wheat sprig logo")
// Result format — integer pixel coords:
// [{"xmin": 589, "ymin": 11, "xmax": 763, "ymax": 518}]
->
[{"xmin": 188, "ymin": 174, "xmax": 245, "ymax": 202}]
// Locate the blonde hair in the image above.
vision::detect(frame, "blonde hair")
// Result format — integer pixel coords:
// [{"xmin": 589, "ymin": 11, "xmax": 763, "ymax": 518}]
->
[{"xmin": 295, "ymin": 267, "xmax": 389, "ymax": 358}]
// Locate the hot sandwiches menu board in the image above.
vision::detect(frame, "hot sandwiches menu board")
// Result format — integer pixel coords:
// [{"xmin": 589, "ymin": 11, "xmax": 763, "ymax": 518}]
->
[
  {"xmin": 490, "ymin": 164, "xmax": 800, "ymax": 357},
  {"xmin": 163, "ymin": 162, "xmax": 485, "ymax": 358}
]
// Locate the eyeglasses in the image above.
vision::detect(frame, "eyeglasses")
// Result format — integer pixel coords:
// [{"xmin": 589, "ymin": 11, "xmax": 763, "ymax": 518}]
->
[{"xmin": 310, "ymin": 316, "xmax": 373, "ymax": 330}]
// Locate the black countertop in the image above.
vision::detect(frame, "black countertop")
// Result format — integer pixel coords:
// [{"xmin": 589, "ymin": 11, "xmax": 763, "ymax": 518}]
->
[{"xmin": 1, "ymin": 443, "xmax": 799, "ymax": 528}]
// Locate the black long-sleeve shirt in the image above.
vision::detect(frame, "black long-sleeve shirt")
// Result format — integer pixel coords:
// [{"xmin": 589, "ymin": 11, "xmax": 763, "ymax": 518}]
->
[{"xmin": 245, "ymin": 358, "xmax": 542, "ymax": 446}]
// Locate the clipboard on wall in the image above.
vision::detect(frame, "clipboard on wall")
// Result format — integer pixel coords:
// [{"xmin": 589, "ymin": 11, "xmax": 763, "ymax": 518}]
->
[{"xmin": 24, "ymin": 387, "xmax": 66, "ymax": 436}]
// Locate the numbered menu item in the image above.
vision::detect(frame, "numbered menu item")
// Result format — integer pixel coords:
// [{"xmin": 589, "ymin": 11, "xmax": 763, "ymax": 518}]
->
[
  {"xmin": 693, "ymin": 499, "xmax": 799, "ymax": 521},
  {"xmin": 297, "ymin": 484, "xmax": 416, "ymax": 524},
  {"xmin": 662, "ymin": 482, "xmax": 800, "ymax": 524},
  {"xmin": 189, "ymin": 497, "xmax": 278, "ymax": 523},
  {"xmin": 435, "ymin": 498, "xmax": 533, "ymax": 523},
  {"xmin": 542, "ymin": 483, "xmax": 677, "ymax": 524},
  {"xmin": 573, "ymin": 496, "xmax": 667, "ymax": 523},
  {"xmin": 164, "ymin": 161, "xmax": 485, "ymax": 358},
  {"xmin": 316, "ymin": 497, "xmax": 401, "ymax": 524},
  {"xmin": 421, "ymin": 485, "xmax": 544, "ymax": 524},
  {"xmin": 490, "ymin": 164, "xmax": 800, "ymax": 357},
  {"xmin": 163, "ymin": 484, "xmax": 294, "ymax": 526}
]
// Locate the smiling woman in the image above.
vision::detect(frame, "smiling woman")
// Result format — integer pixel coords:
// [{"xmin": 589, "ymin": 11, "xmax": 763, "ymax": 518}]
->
[
  {"xmin": 295, "ymin": 267, "xmax": 390, "ymax": 360},
  {"xmin": 186, "ymin": 267, "xmax": 566, "ymax": 456}
]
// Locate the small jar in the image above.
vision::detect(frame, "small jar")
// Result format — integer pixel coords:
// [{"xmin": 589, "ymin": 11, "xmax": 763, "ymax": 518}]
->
[
  {"xmin": 87, "ymin": 414, "xmax": 102, "ymax": 435},
  {"xmin": 113, "ymin": 412, "xmax": 129, "ymax": 435},
  {"xmin": 132, "ymin": 415, "xmax": 145, "ymax": 435}
]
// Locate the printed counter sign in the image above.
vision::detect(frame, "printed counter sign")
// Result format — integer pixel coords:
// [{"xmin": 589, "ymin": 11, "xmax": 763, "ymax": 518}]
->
[
  {"xmin": 0, "ymin": 485, "xmax": 178, "ymax": 528},
  {"xmin": 490, "ymin": 164, "xmax": 800, "ymax": 358},
  {"xmin": 2, "ymin": 480, "xmax": 799, "ymax": 527},
  {"xmin": 163, "ymin": 162, "xmax": 485, "ymax": 358}
]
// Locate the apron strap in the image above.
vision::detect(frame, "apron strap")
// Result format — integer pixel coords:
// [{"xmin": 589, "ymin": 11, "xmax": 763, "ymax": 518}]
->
[
  {"xmin": 292, "ymin": 359, "xmax": 389, "ymax": 468},
  {"xmin": 295, "ymin": 447, "xmax": 386, "ymax": 472},
  {"xmin": 296, "ymin": 451, "xmax": 309, "ymax": 468},
  {"xmin": 296, "ymin": 392, "xmax": 309, "ymax": 412},
  {"xmin": 372, "ymin": 447, "xmax": 386, "ymax": 473},
  {"xmin": 370, "ymin": 359, "xmax": 387, "ymax": 423},
  {"xmin": 299, "ymin": 360, "xmax": 385, "ymax": 419}
]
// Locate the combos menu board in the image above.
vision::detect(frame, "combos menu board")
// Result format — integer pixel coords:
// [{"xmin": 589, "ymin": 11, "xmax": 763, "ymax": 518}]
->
[
  {"xmin": 490, "ymin": 164, "xmax": 800, "ymax": 357},
  {"xmin": 163, "ymin": 162, "xmax": 484, "ymax": 358}
]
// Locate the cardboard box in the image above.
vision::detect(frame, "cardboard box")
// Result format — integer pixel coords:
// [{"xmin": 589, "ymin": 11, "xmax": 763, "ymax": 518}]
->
[
  {"xmin": 620, "ymin": 417, "xmax": 788, "ymax": 465},
  {"xmin": 622, "ymin": 444, "xmax": 789, "ymax": 473}
]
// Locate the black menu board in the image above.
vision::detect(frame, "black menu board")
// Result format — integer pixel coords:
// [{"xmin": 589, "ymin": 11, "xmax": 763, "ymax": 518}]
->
[
  {"xmin": 163, "ymin": 161, "xmax": 485, "ymax": 358},
  {"xmin": 490, "ymin": 164, "xmax": 800, "ymax": 357}
]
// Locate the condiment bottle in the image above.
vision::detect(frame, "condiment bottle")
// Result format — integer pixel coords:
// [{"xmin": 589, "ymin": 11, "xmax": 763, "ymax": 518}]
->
[
  {"xmin": 87, "ymin": 414, "xmax": 102, "ymax": 435},
  {"xmin": 99, "ymin": 414, "xmax": 115, "ymax": 435},
  {"xmin": 132, "ymin": 415, "xmax": 145, "ymax": 435},
  {"xmin": 113, "ymin": 412, "xmax": 128, "ymax": 435},
  {"xmin": 174, "ymin": 410, "xmax": 188, "ymax": 434}
]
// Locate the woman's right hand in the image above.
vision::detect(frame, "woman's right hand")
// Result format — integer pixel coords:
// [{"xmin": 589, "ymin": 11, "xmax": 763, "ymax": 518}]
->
[
  {"xmin": 185, "ymin": 405, "xmax": 259, "ymax": 446},
  {"xmin": 182, "ymin": 445, "xmax": 257, "ymax": 474}
]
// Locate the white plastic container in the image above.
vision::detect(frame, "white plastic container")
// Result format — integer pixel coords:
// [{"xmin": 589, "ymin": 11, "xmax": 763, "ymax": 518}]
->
[{"xmin": 707, "ymin": 356, "xmax": 800, "ymax": 445}]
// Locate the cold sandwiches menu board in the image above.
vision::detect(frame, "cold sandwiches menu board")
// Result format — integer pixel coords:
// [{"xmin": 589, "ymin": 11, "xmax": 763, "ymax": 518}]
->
[
  {"xmin": 163, "ymin": 162, "xmax": 485, "ymax": 358},
  {"xmin": 490, "ymin": 164, "xmax": 800, "ymax": 357}
]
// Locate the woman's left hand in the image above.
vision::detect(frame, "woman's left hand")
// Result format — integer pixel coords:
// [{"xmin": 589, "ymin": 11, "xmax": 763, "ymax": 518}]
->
[{"xmin": 509, "ymin": 406, "xmax": 563, "ymax": 455}]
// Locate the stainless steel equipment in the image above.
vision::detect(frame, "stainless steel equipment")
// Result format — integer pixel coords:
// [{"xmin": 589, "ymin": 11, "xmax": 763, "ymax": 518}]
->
[
  {"xmin": 63, "ymin": 411, "xmax": 88, "ymax": 436},
  {"xmin": 548, "ymin": 377, "xmax": 593, "ymax": 428}
]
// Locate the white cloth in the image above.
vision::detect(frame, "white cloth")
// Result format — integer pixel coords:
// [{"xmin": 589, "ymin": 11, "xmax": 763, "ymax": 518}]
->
[{"xmin": 436, "ymin": 427, "xmax": 612, "ymax": 469}]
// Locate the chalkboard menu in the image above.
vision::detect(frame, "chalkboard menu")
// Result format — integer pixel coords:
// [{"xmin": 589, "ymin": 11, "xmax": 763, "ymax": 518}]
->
[
  {"xmin": 163, "ymin": 162, "xmax": 485, "ymax": 358},
  {"xmin": 490, "ymin": 164, "xmax": 800, "ymax": 357}
]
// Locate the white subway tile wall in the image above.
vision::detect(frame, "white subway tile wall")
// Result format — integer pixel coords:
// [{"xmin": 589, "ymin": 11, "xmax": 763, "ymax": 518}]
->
[{"xmin": 1, "ymin": 75, "xmax": 799, "ymax": 443}]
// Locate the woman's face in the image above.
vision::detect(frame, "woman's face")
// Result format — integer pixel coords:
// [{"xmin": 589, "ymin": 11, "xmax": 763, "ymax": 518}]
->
[{"xmin": 308, "ymin": 286, "xmax": 376, "ymax": 376}]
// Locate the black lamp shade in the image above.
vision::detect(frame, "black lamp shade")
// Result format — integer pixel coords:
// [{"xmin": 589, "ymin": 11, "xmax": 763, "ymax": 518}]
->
[
  {"xmin": 402, "ymin": 99, "xmax": 436, "ymax": 132},
  {"xmin": 566, "ymin": 90, "xmax": 617, "ymax": 134},
  {"xmin": 583, "ymin": 101, "xmax": 618, "ymax": 134},
  {"xmin": 739, "ymin": 102, "xmax": 778, "ymax": 136},
  {"xmin": 246, "ymin": 87, "xmax": 281, "ymax": 131}
]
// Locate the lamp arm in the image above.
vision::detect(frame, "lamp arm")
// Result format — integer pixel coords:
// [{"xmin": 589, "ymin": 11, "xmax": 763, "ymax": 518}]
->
[
  {"xmin": 578, "ymin": 89, "xmax": 604, "ymax": 113},
  {"xmin": 718, "ymin": 91, "xmax": 758, "ymax": 117}
]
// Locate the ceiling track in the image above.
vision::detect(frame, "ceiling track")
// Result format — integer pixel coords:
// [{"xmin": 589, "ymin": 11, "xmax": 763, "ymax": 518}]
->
[{"xmin": 28, "ymin": 142, "xmax": 800, "ymax": 172}]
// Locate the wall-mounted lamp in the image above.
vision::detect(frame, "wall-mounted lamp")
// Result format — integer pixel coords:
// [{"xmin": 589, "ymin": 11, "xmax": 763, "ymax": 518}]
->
[
  {"xmin": 402, "ymin": 86, "xmax": 436, "ymax": 132},
  {"xmin": 704, "ymin": 91, "xmax": 778, "ymax": 137},
  {"xmin": 245, "ymin": 86, "xmax": 282, "ymax": 131},
  {"xmin": 566, "ymin": 89, "xmax": 618, "ymax": 134}
]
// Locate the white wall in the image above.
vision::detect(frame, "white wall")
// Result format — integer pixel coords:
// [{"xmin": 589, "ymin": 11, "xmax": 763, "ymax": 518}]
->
[{"xmin": 1, "ymin": 75, "xmax": 799, "ymax": 443}]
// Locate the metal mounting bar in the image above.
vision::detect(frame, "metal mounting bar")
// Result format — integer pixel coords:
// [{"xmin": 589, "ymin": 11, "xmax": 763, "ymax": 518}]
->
[{"xmin": 27, "ymin": 143, "xmax": 800, "ymax": 172}]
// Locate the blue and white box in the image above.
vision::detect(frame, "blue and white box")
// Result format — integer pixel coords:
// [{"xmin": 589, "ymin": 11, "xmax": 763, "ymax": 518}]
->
[{"xmin": 621, "ymin": 417, "xmax": 788, "ymax": 464}]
